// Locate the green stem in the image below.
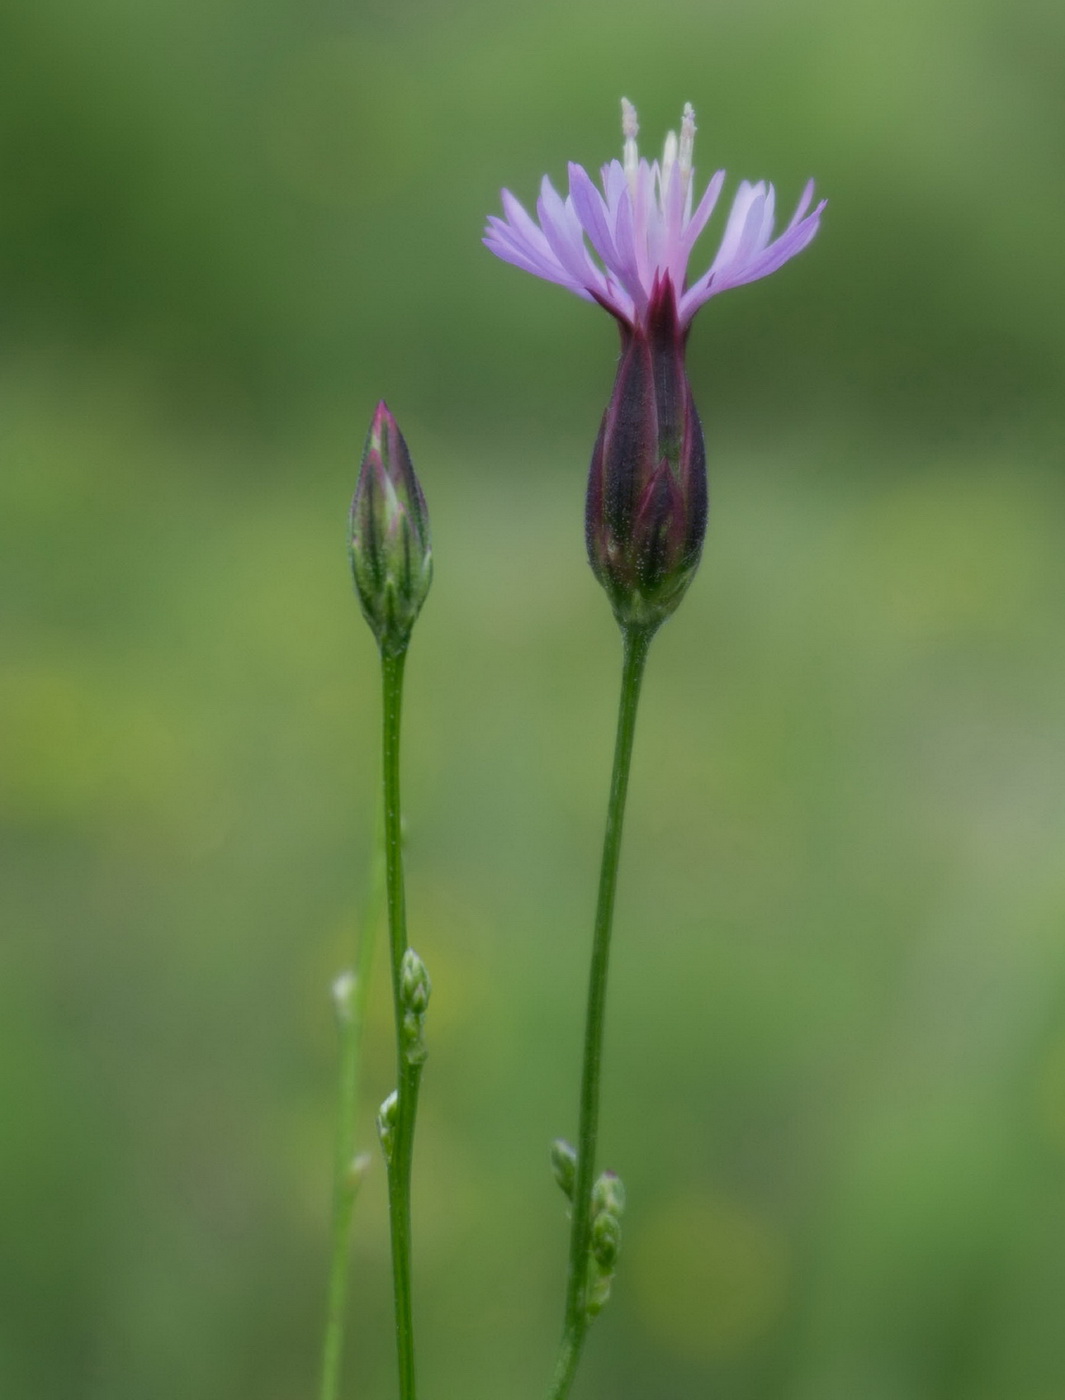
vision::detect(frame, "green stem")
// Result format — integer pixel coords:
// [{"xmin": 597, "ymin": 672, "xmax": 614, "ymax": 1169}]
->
[
  {"xmin": 548, "ymin": 623, "xmax": 655, "ymax": 1400},
  {"xmin": 381, "ymin": 647, "xmax": 422, "ymax": 1400},
  {"xmin": 318, "ymin": 814, "xmax": 386, "ymax": 1400},
  {"xmin": 319, "ymin": 1005, "xmax": 364, "ymax": 1400}
]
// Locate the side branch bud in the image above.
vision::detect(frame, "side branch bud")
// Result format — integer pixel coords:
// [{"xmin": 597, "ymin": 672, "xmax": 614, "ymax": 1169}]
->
[
  {"xmin": 551, "ymin": 1139, "xmax": 578, "ymax": 1201},
  {"xmin": 377, "ymin": 1090, "xmax": 399, "ymax": 1163},
  {"xmin": 585, "ymin": 1169, "xmax": 626, "ymax": 1318},
  {"xmin": 399, "ymin": 947, "xmax": 432, "ymax": 1066}
]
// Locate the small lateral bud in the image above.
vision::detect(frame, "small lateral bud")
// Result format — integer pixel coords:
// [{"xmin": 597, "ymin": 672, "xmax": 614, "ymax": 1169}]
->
[
  {"xmin": 400, "ymin": 948, "xmax": 431, "ymax": 1066},
  {"xmin": 402, "ymin": 1011, "xmax": 428, "ymax": 1066},
  {"xmin": 349, "ymin": 401, "xmax": 433, "ymax": 657},
  {"xmin": 346, "ymin": 1151, "xmax": 372, "ymax": 1190},
  {"xmin": 551, "ymin": 1138, "xmax": 578, "ymax": 1200},
  {"xmin": 591, "ymin": 1169, "xmax": 626, "ymax": 1218},
  {"xmin": 331, "ymin": 970, "xmax": 357, "ymax": 1027},
  {"xmin": 584, "ymin": 1168, "xmax": 626, "ymax": 1319},
  {"xmin": 585, "ymin": 1268, "xmax": 614, "ymax": 1318},
  {"xmin": 377, "ymin": 1089, "xmax": 399, "ymax": 1162},
  {"xmin": 400, "ymin": 948, "xmax": 431, "ymax": 1012},
  {"xmin": 590, "ymin": 1209, "xmax": 621, "ymax": 1272}
]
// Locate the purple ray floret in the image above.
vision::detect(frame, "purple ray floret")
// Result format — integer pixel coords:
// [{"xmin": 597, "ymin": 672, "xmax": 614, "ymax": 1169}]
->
[{"xmin": 484, "ymin": 99, "xmax": 825, "ymax": 331}]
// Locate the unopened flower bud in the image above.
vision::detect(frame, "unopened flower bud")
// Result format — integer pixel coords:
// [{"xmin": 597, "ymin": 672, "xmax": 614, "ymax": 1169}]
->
[
  {"xmin": 377, "ymin": 1089, "xmax": 399, "ymax": 1162},
  {"xmin": 349, "ymin": 401, "xmax": 432, "ymax": 657},
  {"xmin": 400, "ymin": 948, "xmax": 431, "ymax": 1012},
  {"xmin": 590, "ymin": 1209, "xmax": 621, "ymax": 1272},
  {"xmin": 551, "ymin": 1138, "xmax": 577, "ymax": 1200},
  {"xmin": 586, "ymin": 1267, "xmax": 615, "ymax": 1318},
  {"xmin": 399, "ymin": 948, "xmax": 431, "ymax": 1066},
  {"xmin": 591, "ymin": 1169, "xmax": 626, "ymax": 1218},
  {"xmin": 586, "ymin": 278, "xmax": 707, "ymax": 631}
]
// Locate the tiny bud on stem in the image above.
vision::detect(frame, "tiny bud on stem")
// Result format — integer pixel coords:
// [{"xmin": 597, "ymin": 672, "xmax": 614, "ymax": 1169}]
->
[
  {"xmin": 377, "ymin": 1090, "xmax": 399, "ymax": 1163},
  {"xmin": 584, "ymin": 1169, "xmax": 626, "ymax": 1318},
  {"xmin": 551, "ymin": 1139, "xmax": 578, "ymax": 1200},
  {"xmin": 399, "ymin": 948, "xmax": 431, "ymax": 1066}
]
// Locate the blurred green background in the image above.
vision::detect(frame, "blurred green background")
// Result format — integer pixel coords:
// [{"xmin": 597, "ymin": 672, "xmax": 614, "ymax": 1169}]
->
[{"xmin": 3, "ymin": 0, "xmax": 1065, "ymax": 1396}]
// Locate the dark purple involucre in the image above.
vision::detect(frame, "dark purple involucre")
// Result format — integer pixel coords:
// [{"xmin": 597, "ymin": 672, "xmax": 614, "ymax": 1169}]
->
[{"xmin": 586, "ymin": 278, "xmax": 707, "ymax": 630}]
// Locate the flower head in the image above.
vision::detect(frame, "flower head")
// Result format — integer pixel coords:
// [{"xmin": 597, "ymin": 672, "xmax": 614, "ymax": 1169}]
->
[{"xmin": 484, "ymin": 99, "xmax": 825, "ymax": 331}]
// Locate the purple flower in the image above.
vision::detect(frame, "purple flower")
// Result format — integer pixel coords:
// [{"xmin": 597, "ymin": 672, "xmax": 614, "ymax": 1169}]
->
[
  {"xmin": 484, "ymin": 99, "xmax": 825, "ymax": 332},
  {"xmin": 486, "ymin": 100, "xmax": 824, "ymax": 630}
]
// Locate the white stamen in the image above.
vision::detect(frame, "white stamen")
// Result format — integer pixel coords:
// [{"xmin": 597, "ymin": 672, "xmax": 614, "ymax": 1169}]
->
[
  {"xmin": 620, "ymin": 97, "xmax": 640, "ymax": 199},
  {"xmin": 678, "ymin": 103, "xmax": 696, "ymax": 185},
  {"xmin": 660, "ymin": 129, "xmax": 678, "ymax": 203},
  {"xmin": 621, "ymin": 96, "xmax": 639, "ymax": 143}
]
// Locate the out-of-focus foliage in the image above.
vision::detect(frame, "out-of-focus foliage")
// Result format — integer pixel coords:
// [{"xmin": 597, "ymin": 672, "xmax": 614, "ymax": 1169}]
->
[{"xmin": 2, "ymin": 0, "xmax": 1064, "ymax": 1398}]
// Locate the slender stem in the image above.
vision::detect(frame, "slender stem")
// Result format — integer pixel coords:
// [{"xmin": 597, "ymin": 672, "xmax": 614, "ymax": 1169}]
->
[
  {"xmin": 318, "ymin": 815, "xmax": 386, "ymax": 1400},
  {"xmin": 381, "ymin": 647, "xmax": 422, "ymax": 1400},
  {"xmin": 353, "ymin": 810, "xmax": 386, "ymax": 1091},
  {"xmin": 319, "ymin": 1009, "xmax": 364, "ymax": 1400},
  {"xmin": 548, "ymin": 623, "xmax": 655, "ymax": 1400}
]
